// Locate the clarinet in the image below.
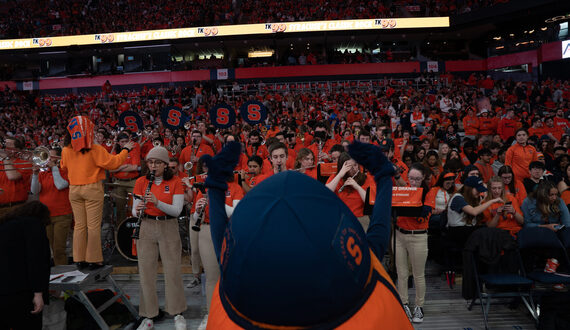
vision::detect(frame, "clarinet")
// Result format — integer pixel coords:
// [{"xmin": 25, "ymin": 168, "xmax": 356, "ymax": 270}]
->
[
  {"xmin": 191, "ymin": 194, "xmax": 207, "ymax": 232},
  {"xmin": 132, "ymin": 170, "xmax": 155, "ymax": 239}
]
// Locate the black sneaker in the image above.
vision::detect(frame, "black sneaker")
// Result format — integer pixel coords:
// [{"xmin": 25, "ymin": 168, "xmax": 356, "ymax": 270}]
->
[
  {"xmin": 76, "ymin": 262, "xmax": 89, "ymax": 270},
  {"xmin": 152, "ymin": 309, "xmax": 165, "ymax": 322}
]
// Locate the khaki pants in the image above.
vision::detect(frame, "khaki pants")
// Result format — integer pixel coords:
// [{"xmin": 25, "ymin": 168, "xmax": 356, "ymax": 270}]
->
[
  {"xmin": 357, "ymin": 215, "xmax": 370, "ymax": 232},
  {"xmin": 199, "ymin": 224, "xmax": 220, "ymax": 311},
  {"xmin": 46, "ymin": 214, "xmax": 73, "ymax": 265},
  {"xmin": 189, "ymin": 225, "xmax": 202, "ymax": 275},
  {"xmin": 137, "ymin": 218, "xmax": 186, "ymax": 318},
  {"xmin": 113, "ymin": 178, "xmax": 136, "ymax": 225},
  {"xmin": 69, "ymin": 182, "xmax": 104, "ymax": 263},
  {"xmin": 394, "ymin": 230, "xmax": 428, "ymax": 307}
]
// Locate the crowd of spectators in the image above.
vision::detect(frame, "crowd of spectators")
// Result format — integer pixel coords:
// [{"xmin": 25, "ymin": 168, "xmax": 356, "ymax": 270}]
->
[
  {"xmin": 0, "ymin": 71, "xmax": 569, "ymax": 323},
  {"xmin": 0, "ymin": 0, "xmax": 510, "ymax": 39}
]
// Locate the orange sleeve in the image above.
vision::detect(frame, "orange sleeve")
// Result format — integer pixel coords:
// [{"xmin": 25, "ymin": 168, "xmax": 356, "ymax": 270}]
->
[{"xmin": 424, "ymin": 187, "xmax": 438, "ymax": 209}]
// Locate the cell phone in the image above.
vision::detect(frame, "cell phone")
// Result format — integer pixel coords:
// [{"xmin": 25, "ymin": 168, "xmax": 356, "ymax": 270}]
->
[
  {"xmin": 504, "ymin": 201, "xmax": 512, "ymax": 205},
  {"xmin": 554, "ymin": 224, "xmax": 565, "ymax": 230}
]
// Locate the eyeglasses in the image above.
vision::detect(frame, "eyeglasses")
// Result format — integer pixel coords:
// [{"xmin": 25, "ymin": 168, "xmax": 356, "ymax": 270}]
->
[{"xmin": 147, "ymin": 160, "xmax": 165, "ymax": 166}]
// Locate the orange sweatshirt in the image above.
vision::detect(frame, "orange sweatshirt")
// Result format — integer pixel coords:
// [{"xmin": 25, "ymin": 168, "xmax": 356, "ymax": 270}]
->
[{"xmin": 61, "ymin": 144, "xmax": 128, "ymax": 185}]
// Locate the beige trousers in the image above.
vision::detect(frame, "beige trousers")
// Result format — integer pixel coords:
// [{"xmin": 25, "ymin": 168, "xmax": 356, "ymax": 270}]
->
[
  {"xmin": 198, "ymin": 224, "xmax": 220, "ymax": 311},
  {"xmin": 189, "ymin": 226, "xmax": 202, "ymax": 275},
  {"xmin": 69, "ymin": 182, "xmax": 104, "ymax": 263},
  {"xmin": 137, "ymin": 218, "xmax": 186, "ymax": 318},
  {"xmin": 46, "ymin": 214, "xmax": 73, "ymax": 265},
  {"xmin": 394, "ymin": 230, "xmax": 428, "ymax": 307}
]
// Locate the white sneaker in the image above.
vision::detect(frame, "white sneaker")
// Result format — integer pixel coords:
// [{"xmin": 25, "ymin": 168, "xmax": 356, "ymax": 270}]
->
[
  {"xmin": 412, "ymin": 306, "xmax": 424, "ymax": 323},
  {"xmin": 186, "ymin": 276, "xmax": 201, "ymax": 288},
  {"xmin": 137, "ymin": 318, "xmax": 154, "ymax": 330},
  {"xmin": 403, "ymin": 304, "xmax": 412, "ymax": 321},
  {"xmin": 197, "ymin": 314, "xmax": 208, "ymax": 330},
  {"xmin": 174, "ymin": 314, "xmax": 187, "ymax": 330}
]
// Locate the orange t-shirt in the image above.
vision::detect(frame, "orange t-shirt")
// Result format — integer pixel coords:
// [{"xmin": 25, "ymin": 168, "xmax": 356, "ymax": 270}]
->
[
  {"xmin": 38, "ymin": 168, "xmax": 73, "ymax": 216},
  {"xmin": 192, "ymin": 181, "xmax": 244, "ymax": 224},
  {"xmin": 505, "ymin": 179, "xmax": 527, "ymax": 207},
  {"xmin": 112, "ymin": 147, "xmax": 141, "ymax": 179},
  {"xmin": 0, "ymin": 158, "xmax": 32, "ymax": 204},
  {"xmin": 178, "ymin": 144, "xmax": 214, "ymax": 175},
  {"xmin": 133, "ymin": 176, "xmax": 184, "ymax": 217},
  {"xmin": 482, "ymin": 194, "xmax": 522, "ymax": 236},
  {"xmin": 326, "ymin": 174, "xmax": 375, "ymax": 217}
]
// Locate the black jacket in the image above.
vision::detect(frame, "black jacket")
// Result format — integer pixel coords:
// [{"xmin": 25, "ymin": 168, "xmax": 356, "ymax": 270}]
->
[
  {"xmin": 462, "ymin": 227, "xmax": 517, "ymax": 300},
  {"xmin": 0, "ymin": 216, "xmax": 51, "ymax": 296}
]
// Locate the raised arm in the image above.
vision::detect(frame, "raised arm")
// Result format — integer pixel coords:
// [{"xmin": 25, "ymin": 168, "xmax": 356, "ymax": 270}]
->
[
  {"xmin": 348, "ymin": 141, "xmax": 394, "ymax": 260},
  {"xmin": 201, "ymin": 142, "xmax": 241, "ymax": 261}
]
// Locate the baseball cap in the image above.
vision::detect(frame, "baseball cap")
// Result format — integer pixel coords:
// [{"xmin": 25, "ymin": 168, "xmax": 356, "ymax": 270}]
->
[{"xmin": 464, "ymin": 176, "xmax": 488, "ymax": 193}]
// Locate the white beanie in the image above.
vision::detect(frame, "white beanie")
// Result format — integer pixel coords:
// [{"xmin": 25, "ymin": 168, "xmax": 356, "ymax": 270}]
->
[{"xmin": 145, "ymin": 146, "xmax": 169, "ymax": 164}]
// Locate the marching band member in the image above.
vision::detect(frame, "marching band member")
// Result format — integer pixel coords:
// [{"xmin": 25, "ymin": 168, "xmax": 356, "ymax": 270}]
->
[
  {"xmin": 326, "ymin": 152, "xmax": 374, "ymax": 231},
  {"xmin": 190, "ymin": 159, "xmax": 244, "ymax": 310},
  {"xmin": 30, "ymin": 147, "xmax": 73, "ymax": 265},
  {"xmin": 0, "ymin": 137, "xmax": 32, "ymax": 217},
  {"xmin": 110, "ymin": 132, "xmax": 141, "ymax": 225},
  {"xmin": 61, "ymin": 116, "xmax": 135, "ymax": 269},
  {"xmin": 132, "ymin": 146, "xmax": 187, "ymax": 329},
  {"xmin": 179, "ymin": 130, "xmax": 214, "ymax": 176}
]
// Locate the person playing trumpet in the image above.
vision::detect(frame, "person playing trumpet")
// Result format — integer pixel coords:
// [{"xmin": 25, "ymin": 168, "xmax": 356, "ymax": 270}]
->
[
  {"xmin": 30, "ymin": 146, "xmax": 73, "ymax": 265},
  {"xmin": 0, "ymin": 137, "xmax": 33, "ymax": 217}
]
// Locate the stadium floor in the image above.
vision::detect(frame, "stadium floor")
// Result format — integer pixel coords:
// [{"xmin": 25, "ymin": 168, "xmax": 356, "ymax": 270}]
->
[{"xmin": 78, "ymin": 259, "xmax": 538, "ymax": 330}]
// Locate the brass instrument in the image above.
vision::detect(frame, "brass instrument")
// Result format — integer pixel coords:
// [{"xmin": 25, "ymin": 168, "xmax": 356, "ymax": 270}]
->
[
  {"xmin": 183, "ymin": 161, "xmax": 193, "ymax": 175},
  {"xmin": 184, "ymin": 121, "xmax": 192, "ymax": 130},
  {"xmin": 152, "ymin": 140, "xmax": 161, "ymax": 147},
  {"xmin": 0, "ymin": 146, "xmax": 57, "ymax": 170}
]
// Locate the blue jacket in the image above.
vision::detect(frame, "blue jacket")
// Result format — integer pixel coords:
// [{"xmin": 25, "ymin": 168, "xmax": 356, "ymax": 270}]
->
[{"xmin": 521, "ymin": 197, "xmax": 570, "ymax": 228}]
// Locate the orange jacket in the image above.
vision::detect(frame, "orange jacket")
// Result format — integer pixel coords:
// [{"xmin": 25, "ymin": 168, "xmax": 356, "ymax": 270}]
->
[
  {"xmin": 61, "ymin": 144, "xmax": 128, "ymax": 185},
  {"xmin": 505, "ymin": 144, "xmax": 538, "ymax": 180},
  {"xmin": 478, "ymin": 117, "xmax": 497, "ymax": 136},
  {"xmin": 463, "ymin": 115, "xmax": 479, "ymax": 136}
]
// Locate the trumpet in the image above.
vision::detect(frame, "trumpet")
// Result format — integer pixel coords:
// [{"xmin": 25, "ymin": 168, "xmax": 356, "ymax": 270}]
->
[
  {"xmin": 152, "ymin": 140, "xmax": 162, "ymax": 147},
  {"xmin": 184, "ymin": 121, "xmax": 192, "ymax": 130},
  {"xmin": 183, "ymin": 161, "xmax": 193, "ymax": 174},
  {"xmin": 0, "ymin": 146, "xmax": 57, "ymax": 170}
]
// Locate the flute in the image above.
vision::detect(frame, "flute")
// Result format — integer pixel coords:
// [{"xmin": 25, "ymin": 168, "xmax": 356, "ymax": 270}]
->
[{"xmin": 338, "ymin": 171, "xmax": 358, "ymax": 192}]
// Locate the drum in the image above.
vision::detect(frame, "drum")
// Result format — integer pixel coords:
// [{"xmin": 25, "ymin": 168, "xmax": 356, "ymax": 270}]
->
[{"xmin": 115, "ymin": 217, "xmax": 139, "ymax": 261}]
